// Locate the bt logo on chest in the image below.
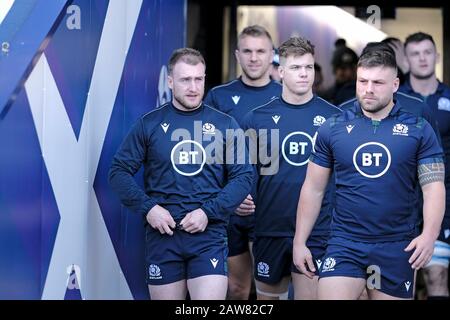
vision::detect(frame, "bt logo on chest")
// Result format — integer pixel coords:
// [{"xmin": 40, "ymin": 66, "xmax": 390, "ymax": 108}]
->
[{"xmin": 353, "ymin": 142, "xmax": 391, "ymax": 178}]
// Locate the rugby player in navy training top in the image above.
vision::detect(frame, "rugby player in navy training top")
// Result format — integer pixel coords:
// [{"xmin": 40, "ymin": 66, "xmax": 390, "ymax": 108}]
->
[
  {"xmin": 204, "ymin": 25, "xmax": 281, "ymax": 300},
  {"xmin": 400, "ymin": 31, "xmax": 450, "ymax": 299},
  {"xmin": 293, "ymin": 44, "xmax": 445, "ymax": 300},
  {"xmin": 338, "ymin": 42, "xmax": 443, "ymax": 300},
  {"xmin": 242, "ymin": 37, "xmax": 341, "ymax": 300},
  {"xmin": 109, "ymin": 48, "xmax": 254, "ymax": 300}
]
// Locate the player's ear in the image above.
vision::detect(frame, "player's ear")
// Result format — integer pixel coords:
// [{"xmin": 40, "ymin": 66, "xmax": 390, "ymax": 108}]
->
[
  {"xmin": 278, "ymin": 65, "xmax": 284, "ymax": 80},
  {"xmin": 235, "ymin": 49, "xmax": 240, "ymax": 64},
  {"xmin": 168, "ymin": 75, "xmax": 174, "ymax": 90},
  {"xmin": 393, "ymin": 76, "xmax": 400, "ymax": 93}
]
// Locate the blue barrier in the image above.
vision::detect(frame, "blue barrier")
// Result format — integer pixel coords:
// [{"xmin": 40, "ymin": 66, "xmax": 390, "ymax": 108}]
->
[{"xmin": 0, "ymin": 0, "xmax": 185, "ymax": 299}]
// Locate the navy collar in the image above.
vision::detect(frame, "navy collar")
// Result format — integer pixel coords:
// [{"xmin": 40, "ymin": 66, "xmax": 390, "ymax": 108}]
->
[
  {"xmin": 436, "ymin": 81, "xmax": 448, "ymax": 95},
  {"xmin": 402, "ymin": 79, "xmax": 415, "ymax": 94},
  {"xmin": 280, "ymin": 94, "xmax": 315, "ymax": 108},
  {"xmin": 238, "ymin": 76, "xmax": 274, "ymax": 91},
  {"xmin": 170, "ymin": 101, "xmax": 204, "ymax": 115},
  {"xmin": 351, "ymin": 98, "xmax": 402, "ymax": 119},
  {"xmin": 404, "ymin": 78, "xmax": 446, "ymax": 96}
]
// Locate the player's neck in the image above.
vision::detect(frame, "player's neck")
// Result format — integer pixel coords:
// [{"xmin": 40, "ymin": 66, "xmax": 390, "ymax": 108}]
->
[
  {"xmin": 241, "ymin": 74, "xmax": 271, "ymax": 87},
  {"xmin": 362, "ymin": 100, "xmax": 395, "ymax": 121},
  {"xmin": 409, "ymin": 74, "xmax": 439, "ymax": 97},
  {"xmin": 282, "ymin": 90, "xmax": 313, "ymax": 105}
]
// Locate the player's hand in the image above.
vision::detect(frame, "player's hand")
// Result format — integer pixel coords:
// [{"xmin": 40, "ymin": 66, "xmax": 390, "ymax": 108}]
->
[
  {"xmin": 180, "ymin": 208, "xmax": 209, "ymax": 233},
  {"xmin": 387, "ymin": 41, "xmax": 409, "ymax": 73},
  {"xmin": 293, "ymin": 242, "xmax": 316, "ymax": 279},
  {"xmin": 146, "ymin": 205, "xmax": 176, "ymax": 235},
  {"xmin": 404, "ymin": 233, "xmax": 435, "ymax": 269},
  {"xmin": 235, "ymin": 194, "xmax": 255, "ymax": 216}
]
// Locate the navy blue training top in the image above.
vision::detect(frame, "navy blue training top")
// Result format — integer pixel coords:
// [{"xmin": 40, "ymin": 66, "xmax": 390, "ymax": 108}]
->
[
  {"xmin": 109, "ymin": 102, "xmax": 254, "ymax": 234},
  {"xmin": 339, "ymin": 91, "xmax": 441, "ymax": 144},
  {"xmin": 242, "ymin": 95, "xmax": 341, "ymax": 237},
  {"xmin": 311, "ymin": 100, "xmax": 443, "ymax": 242},
  {"xmin": 204, "ymin": 77, "xmax": 282, "ymax": 126}
]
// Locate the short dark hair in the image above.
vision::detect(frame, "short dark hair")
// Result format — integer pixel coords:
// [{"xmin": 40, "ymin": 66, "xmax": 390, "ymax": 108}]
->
[
  {"xmin": 335, "ymin": 38, "xmax": 346, "ymax": 47},
  {"xmin": 278, "ymin": 37, "xmax": 315, "ymax": 60},
  {"xmin": 358, "ymin": 42, "xmax": 397, "ymax": 71},
  {"xmin": 361, "ymin": 41, "xmax": 395, "ymax": 57},
  {"xmin": 381, "ymin": 37, "xmax": 401, "ymax": 45},
  {"xmin": 332, "ymin": 46, "xmax": 357, "ymax": 71},
  {"xmin": 404, "ymin": 32, "xmax": 436, "ymax": 48},
  {"xmin": 168, "ymin": 48, "xmax": 205, "ymax": 75},
  {"xmin": 238, "ymin": 25, "xmax": 273, "ymax": 47}
]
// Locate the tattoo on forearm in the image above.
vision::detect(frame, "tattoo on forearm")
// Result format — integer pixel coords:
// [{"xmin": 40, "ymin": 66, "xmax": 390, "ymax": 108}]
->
[{"xmin": 418, "ymin": 162, "xmax": 445, "ymax": 186}]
